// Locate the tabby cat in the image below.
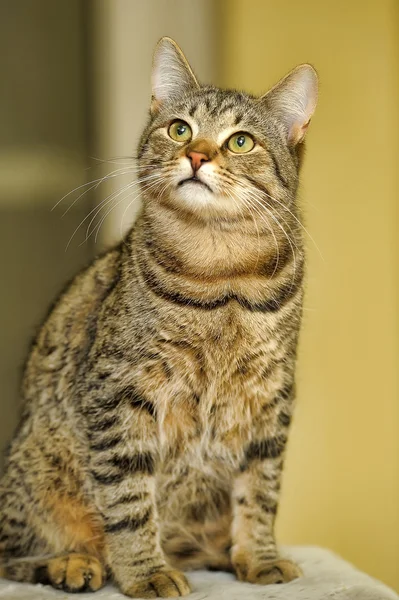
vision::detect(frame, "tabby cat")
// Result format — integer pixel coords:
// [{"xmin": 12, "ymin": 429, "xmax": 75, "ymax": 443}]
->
[{"xmin": 0, "ymin": 38, "xmax": 317, "ymax": 597}]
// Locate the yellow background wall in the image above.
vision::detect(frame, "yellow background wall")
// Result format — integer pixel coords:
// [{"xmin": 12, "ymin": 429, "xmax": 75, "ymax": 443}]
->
[{"xmin": 217, "ymin": 0, "xmax": 398, "ymax": 590}]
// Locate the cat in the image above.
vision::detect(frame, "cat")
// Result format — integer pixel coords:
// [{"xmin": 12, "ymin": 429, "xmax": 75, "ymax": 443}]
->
[{"xmin": 0, "ymin": 37, "xmax": 317, "ymax": 598}]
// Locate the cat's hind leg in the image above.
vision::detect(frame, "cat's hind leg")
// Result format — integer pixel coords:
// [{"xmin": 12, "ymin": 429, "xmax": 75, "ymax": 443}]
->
[
  {"xmin": 0, "ymin": 451, "xmax": 107, "ymax": 591},
  {"xmin": 1, "ymin": 553, "xmax": 105, "ymax": 593}
]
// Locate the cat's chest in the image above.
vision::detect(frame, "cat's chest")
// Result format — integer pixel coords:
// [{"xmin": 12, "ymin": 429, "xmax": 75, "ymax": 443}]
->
[
  {"xmin": 159, "ymin": 300, "xmax": 280, "ymax": 359},
  {"xmin": 152, "ymin": 305, "xmax": 285, "ymax": 463}
]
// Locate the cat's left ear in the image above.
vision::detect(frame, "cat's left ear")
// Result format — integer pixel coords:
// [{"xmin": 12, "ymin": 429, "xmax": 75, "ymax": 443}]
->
[
  {"xmin": 261, "ymin": 64, "xmax": 318, "ymax": 145},
  {"xmin": 151, "ymin": 37, "xmax": 199, "ymax": 113}
]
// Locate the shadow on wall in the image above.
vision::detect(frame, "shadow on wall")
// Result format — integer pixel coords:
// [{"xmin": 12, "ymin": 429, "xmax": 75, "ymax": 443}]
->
[{"xmin": 0, "ymin": 1, "xmax": 93, "ymax": 470}]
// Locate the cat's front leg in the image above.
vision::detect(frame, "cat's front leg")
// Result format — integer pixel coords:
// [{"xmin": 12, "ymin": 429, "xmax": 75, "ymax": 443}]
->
[
  {"xmin": 231, "ymin": 384, "xmax": 302, "ymax": 585},
  {"xmin": 84, "ymin": 381, "xmax": 190, "ymax": 598}
]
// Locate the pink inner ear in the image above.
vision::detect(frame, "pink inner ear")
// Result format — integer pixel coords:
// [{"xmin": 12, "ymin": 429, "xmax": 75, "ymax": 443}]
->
[
  {"xmin": 289, "ymin": 119, "xmax": 311, "ymax": 145},
  {"xmin": 264, "ymin": 64, "xmax": 318, "ymax": 146}
]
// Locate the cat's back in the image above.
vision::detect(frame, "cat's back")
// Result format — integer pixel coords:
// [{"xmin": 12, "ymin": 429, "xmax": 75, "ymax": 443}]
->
[
  {"xmin": 23, "ymin": 246, "xmax": 122, "ymax": 410},
  {"xmin": 0, "ymin": 246, "xmax": 122, "ymax": 514}
]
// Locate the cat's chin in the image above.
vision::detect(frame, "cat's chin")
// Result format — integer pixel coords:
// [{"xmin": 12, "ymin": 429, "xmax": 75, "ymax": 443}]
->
[
  {"xmin": 176, "ymin": 180, "xmax": 214, "ymax": 204},
  {"xmin": 178, "ymin": 177, "xmax": 213, "ymax": 194},
  {"xmin": 173, "ymin": 184, "xmax": 241, "ymax": 219}
]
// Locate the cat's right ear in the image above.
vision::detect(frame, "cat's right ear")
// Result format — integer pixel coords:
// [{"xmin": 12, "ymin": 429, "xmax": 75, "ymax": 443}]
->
[
  {"xmin": 151, "ymin": 37, "xmax": 199, "ymax": 114},
  {"xmin": 261, "ymin": 64, "xmax": 318, "ymax": 145}
]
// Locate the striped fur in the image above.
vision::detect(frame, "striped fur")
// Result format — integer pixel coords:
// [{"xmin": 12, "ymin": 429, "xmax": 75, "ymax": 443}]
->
[{"xmin": 0, "ymin": 38, "xmax": 317, "ymax": 597}]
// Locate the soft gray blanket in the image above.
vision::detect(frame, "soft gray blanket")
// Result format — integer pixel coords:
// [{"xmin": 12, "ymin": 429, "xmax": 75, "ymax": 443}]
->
[{"xmin": 0, "ymin": 547, "xmax": 397, "ymax": 599}]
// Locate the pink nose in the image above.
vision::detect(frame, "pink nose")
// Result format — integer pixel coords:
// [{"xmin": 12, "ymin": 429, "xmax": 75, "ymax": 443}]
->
[{"xmin": 187, "ymin": 151, "xmax": 209, "ymax": 172}]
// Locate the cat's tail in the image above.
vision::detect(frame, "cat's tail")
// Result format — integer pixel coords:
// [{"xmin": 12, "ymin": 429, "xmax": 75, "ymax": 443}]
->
[{"xmin": 0, "ymin": 556, "xmax": 38, "ymax": 583}]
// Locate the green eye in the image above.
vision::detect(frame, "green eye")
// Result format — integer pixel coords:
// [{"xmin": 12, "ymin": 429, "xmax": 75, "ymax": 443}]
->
[
  {"xmin": 168, "ymin": 120, "xmax": 192, "ymax": 142},
  {"xmin": 227, "ymin": 133, "xmax": 255, "ymax": 154}
]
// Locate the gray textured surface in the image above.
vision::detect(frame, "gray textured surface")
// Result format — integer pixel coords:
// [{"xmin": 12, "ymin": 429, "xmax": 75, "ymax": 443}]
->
[{"xmin": 0, "ymin": 547, "xmax": 397, "ymax": 599}]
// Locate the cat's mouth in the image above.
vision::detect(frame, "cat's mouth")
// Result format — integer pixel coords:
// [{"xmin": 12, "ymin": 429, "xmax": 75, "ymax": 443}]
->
[{"xmin": 178, "ymin": 176, "xmax": 213, "ymax": 193}]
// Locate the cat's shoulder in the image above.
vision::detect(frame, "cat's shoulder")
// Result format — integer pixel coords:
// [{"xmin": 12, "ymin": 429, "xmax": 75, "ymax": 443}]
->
[{"xmin": 49, "ymin": 244, "xmax": 122, "ymax": 318}]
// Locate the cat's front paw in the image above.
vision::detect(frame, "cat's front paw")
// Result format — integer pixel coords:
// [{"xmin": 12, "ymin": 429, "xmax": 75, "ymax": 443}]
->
[
  {"xmin": 124, "ymin": 568, "xmax": 191, "ymax": 598},
  {"xmin": 232, "ymin": 548, "xmax": 302, "ymax": 585}
]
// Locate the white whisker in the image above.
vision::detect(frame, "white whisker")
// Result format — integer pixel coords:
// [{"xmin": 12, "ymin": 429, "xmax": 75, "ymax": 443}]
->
[
  {"xmin": 85, "ymin": 173, "xmax": 162, "ymax": 240},
  {"xmin": 263, "ymin": 189, "xmax": 323, "ymax": 260},
  {"xmin": 53, "ymin": 160, "xmax": 164, "ymax": 213},
  {"xmin": 65, "ymin": 173, "xmax": 162, "ymax": 251},
  {"xmin": 235, "ymin": 185, "xmax": 282, "ymax": 277},
  {"xmin": 237, "ymin": 184, "xmax": 297, "ymax": 284},
  {"xmin": 91, "ymin": 177, "xmax": 165, "ymax": 245}
]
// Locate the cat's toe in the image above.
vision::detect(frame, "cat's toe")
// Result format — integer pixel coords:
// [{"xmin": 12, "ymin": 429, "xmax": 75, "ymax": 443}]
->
[
  {"xmin": 47, "ymin": 553, "xmax": 105, "ymax": 592},
  {"xmin": 233, "ymin": 548, "xmax": 301, "ymax": 585},
  {"xmin": 250, "ymin": 558, "xmax": 302, "ymax": 584},
  {"xmin": 125, "ymin": 568, "xmax": 191, "ymax": 598}
]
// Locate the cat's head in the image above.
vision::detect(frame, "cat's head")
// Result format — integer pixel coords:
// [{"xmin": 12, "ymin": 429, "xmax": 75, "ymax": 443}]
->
[{"xmin": 138, "ymin": 37, "xmax": 317, "ymax": 221}]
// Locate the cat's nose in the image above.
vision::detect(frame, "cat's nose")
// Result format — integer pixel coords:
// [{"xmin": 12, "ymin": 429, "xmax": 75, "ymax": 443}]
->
[{"xmin": 187, "ymin": 151, "xmax": 209, "ymax": 173}]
